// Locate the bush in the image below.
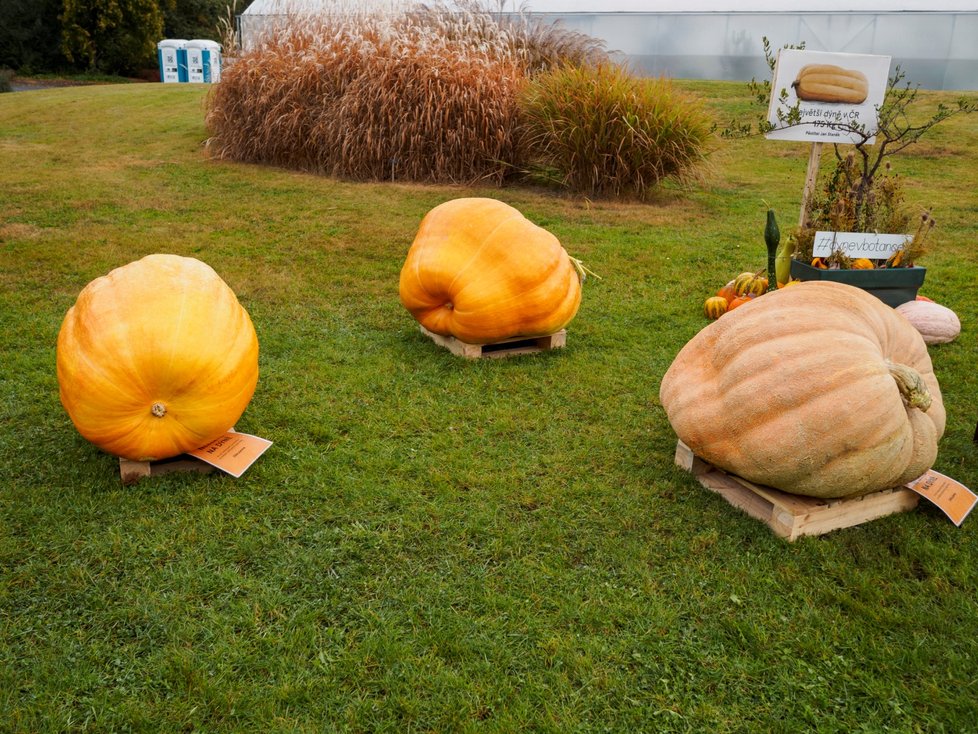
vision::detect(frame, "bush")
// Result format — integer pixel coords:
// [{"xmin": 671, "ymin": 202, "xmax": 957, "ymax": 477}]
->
[
  {"xmin": 0, "ymin": 0, "xmax": 65, "ymax": 73},
  {"xmin": 205, "ymin": 3, "xmax": 607, "ymax": 185},
  {"xmin": 519, "ymin": 63, "xmax": 715, "ymax": 199},
  {"xmin": 162, "ymin": 0, "xmax": 230, "ymax": 42},
  {"xmin": 60, "ymin": 0, "xmax": 164, "ymax": 74}
]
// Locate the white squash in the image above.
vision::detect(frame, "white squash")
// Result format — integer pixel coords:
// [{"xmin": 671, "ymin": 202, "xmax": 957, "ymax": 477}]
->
[{"xmin": 896, "ymin": 300, "xmax": 961, "ymax": 345}]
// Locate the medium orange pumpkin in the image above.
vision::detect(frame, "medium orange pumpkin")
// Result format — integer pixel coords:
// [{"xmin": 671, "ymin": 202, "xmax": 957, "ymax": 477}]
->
[
  {"xmin": 398, "ymin": 198, "xmax": 582, "ymax": 344},
  {"xmin": 660, "ymin": 281, "xmax": 945, "ymax": 499},
  {"xmin": 716, "ymin": 280, "xmax": 737, "ymax": 303},
  {"xmin": 57, "ymin": 254, "xmax": 259, "ymax": 461}
]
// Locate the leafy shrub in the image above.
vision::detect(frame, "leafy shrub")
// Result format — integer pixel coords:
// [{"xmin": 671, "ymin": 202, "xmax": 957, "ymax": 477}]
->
[
  {"xmin": 60, "ymin": 0, "xmax": 164, "ymax": 74},
  {"xmin": 519, "ymin": 63, "xmax": 715, "ymax": 199},
  {"xmin": 0, "ymin": 0, "xmax": 65, "ymax": 73}
]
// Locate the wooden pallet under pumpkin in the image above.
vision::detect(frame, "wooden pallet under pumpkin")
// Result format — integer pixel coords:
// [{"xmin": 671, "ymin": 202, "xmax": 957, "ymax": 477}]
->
[
  {"xmin": 674, "ymin": 440, "xmax": 920, "ymax": 541},
  {"xmin": 119, "ymin": 455, "xmax": 215, "ymax": 485},
  {"xmin": 419, "ymin": 325, "xmax": 566, "ymax": 359}
]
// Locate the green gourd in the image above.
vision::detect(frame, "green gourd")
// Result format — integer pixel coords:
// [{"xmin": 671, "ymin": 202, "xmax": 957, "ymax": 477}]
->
[{"xmin": 764, "ymin": 209, "xmax": 780, "ymax": 293}]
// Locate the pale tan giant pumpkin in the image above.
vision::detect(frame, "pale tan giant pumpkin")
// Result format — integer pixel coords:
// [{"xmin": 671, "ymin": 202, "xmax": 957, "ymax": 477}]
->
[
  {"xmin": 660, "ymin": 281, "xmax": 945, "ymax": 499},
  {"xmin": 398, "ymin": 198, "xmax": 582, "ymax": 344},
  {"xmin": 57, "ymin": 254, "xmax": 259, "ymax": 462}
]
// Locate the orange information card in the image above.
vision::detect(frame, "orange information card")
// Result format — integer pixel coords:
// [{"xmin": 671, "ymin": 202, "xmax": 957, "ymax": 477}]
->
[
  {"xmin": 189, "ymin": 431, "xmax": 273, "ymax": 478},
  {"xmin": 906, "ymin": 470, "xmax": 977, "ymax": 527}
]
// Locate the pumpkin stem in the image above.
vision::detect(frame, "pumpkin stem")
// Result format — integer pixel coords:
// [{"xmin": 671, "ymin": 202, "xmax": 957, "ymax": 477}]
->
[
  {"xmin": 151, "ymin": 402, "xmax": 167, "ymax": 418},
  {"xmin": 886, "ymin": 361, "xmax": 932, "ymax": 411},
  {"xmin": 570, "ymin": 256, "xmax": 601, "ymax": 283}
]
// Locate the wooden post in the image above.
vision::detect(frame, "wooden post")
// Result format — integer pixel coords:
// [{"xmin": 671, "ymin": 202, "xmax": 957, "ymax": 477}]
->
[{"xmin": 798, "ymin": 142, "xmax": 823, "ymax": 229}]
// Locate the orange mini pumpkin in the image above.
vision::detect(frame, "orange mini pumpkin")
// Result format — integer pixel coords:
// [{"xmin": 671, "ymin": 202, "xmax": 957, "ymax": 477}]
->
[
  {"xmin": 57, "ymin": 254, "xmax": 259, "ymax": 461},
  {"xmin": 716, "ymin": 280, "xmax": 737, "ymax": 303},
  {"xmin": 399, "ymin": 198, "xmax": 582, "ymax": 344},
  {"xmin": 726, "ymin": 294, "xmax": 754, "ymax": 311}
]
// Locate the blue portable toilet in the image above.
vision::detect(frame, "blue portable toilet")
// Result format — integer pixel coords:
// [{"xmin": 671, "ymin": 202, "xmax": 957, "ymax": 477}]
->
[
  {"xmin": 157, "ymin": 39, "xmax": 189, "ymax": 83},
  {"xmin": 186, "ymin": 40, "xmax": 223, "ymax": 83}
]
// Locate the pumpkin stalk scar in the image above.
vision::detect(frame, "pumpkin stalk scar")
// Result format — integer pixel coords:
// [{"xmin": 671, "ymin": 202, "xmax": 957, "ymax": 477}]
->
[
  {"xmin": 151, "ymin": 402, "xmax": 167, "ymax": 418},
  {"xmin": 886, "ymin": 361, "xmax": 932, "ymax": 411},
  {"xmin": 569, "ymin": 256, "xmax": 600, "ymax": 283}
]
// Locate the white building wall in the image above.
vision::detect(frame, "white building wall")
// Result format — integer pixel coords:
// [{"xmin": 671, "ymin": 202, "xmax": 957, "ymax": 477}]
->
[{"xmin": 237, "ymin": 1, "xmax": 978, "ymax": 90}]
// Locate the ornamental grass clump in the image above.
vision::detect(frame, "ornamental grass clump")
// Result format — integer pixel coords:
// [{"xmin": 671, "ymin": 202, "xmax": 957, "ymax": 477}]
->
[
  {"xmin": 205, "ymin": 2, "xmax": 607, "ymax": 184},
  {"xmin": 518, "ymin": 63, "xmax": 715, "ymax": 199}
]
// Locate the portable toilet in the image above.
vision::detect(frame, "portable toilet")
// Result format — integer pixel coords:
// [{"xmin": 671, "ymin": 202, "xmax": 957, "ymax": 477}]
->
[
  {"xmin": 186, "ymin": 40, "xmax": 223, "ymax": 83},
  {"xmin": 157, "ymin": 39, "xmax": 188, "ymax": 83}
]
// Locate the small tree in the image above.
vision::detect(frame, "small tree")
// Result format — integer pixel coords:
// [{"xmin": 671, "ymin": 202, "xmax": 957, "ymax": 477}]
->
[
  {"xmin": 160, "ymin": 0, "xmax": 229, "ymax": 42},
  {"xmin": 726, "ymin": 38, "xmax": 977, "ymax": 266},
  {"xmin": 60, "ymin": 0, "xmax": 164, "ymax": 74}
]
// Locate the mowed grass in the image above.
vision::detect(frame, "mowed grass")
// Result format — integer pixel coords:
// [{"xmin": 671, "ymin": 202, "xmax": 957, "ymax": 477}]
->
[{"xmin": 1, "ymin": 81, "xmax": 977, "ymax": 732}]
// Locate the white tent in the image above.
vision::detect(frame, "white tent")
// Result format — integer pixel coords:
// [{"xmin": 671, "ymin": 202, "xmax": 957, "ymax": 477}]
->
[{"xmin": 238, "ymin": 0, "xmax": 978, "ymax": 89}]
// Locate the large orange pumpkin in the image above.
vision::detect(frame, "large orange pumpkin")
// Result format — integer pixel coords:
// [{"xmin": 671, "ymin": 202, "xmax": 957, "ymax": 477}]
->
[
  {"xmin": 57, "ymin": 254, "xmax": 259, "ymax": 461},
  {"xmin": 660, "ymin": 281, "xmax": 945, "ymax": 499},
  {"xmin": 398, "ymin": 198, "xmax": 582, "ymax": 344}
]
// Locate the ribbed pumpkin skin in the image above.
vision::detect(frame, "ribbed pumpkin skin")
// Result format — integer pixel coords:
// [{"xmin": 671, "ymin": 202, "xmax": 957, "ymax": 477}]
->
[
  {"xmin": 399, "ymin": 198, "xmax": 582, "ymax": 344},
  {"xmin": 57, "ymin": 255, "xmax": 259, "ymax": 461},
  {"xmin": 660, "ymin": 281, "xmax": 945, "ymax": 499}
]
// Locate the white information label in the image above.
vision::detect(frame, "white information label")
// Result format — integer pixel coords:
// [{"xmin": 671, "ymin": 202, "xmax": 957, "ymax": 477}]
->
[{"xmin": 812, "ymin": 231, "xmax": 910, "ymax": 259}]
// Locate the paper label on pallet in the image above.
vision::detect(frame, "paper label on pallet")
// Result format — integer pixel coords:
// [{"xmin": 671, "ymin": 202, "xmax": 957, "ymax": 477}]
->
[
  {"xmin": 189, "ymin": 431, "xmax": 272, "ymax": 478},
  {"xmin": 905, "ymin": 470, "xmax": 977, "ymax": 527}
]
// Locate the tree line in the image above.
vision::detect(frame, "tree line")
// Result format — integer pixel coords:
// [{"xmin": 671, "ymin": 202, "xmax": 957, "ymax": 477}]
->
[{"xmin": 0, "ymin": 0, "xmax": 237, "ymax": 76}]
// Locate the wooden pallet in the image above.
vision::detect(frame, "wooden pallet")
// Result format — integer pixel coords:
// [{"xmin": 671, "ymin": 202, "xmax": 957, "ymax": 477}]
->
[
  {"xmin": 419, "ymin": 325, "xmax": 566, "ymax": 359},
  {"xmin": 674, "ymin": 441, "xmax": 920, "ymax": 541},
  {"xmin": 120, "ymin": 455, "xmax": 215, "ymax": 485}
]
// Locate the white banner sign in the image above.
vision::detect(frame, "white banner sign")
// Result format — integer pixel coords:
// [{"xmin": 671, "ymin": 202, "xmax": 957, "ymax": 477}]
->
[
  {"xmin": 766, "ymin": 49, "xmax": 891, "ymax": 144},
  {"xmin": 813, "ymin": 231, "xmax": 910, "ymax": 258}
]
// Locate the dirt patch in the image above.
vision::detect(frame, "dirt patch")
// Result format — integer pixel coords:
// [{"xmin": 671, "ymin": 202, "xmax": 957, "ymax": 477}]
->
[{"xmin": 0, "ymin": 223, "xmax": 45, "ymax": 242}]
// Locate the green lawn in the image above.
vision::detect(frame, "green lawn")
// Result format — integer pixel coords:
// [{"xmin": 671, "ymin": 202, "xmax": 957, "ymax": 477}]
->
[{"xmin": 1, "ymin": 81, "xmax": 977, "ymax": 732}]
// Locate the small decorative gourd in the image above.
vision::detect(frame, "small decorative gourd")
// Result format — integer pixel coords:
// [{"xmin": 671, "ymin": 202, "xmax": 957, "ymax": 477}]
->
[
  {"xmin": 660, "ymin": 281, "xmax": 945, "ymax": 499},
  {"xmin": 57, "ymin": 254, "xmax": 259, "ymax": 461},
  {"xmin": 896, "ymin": 300, "xmax": 961, "ymax": 345},
  {"xmin": 399, "ymin": 198, "xmax": 582, "ymax": 344},
  {"xmin": 704, "ymin": 296, "xmax": 728, "ymax": 320}
]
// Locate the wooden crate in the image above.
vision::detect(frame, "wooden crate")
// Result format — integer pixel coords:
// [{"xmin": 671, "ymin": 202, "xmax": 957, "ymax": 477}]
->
[
  {"xmin": 674, "ymin": 441, "xmax": 920, "ymax": 541},
  {"xmin": 120, "ymin": 455, "xmax": 215, "ymax": 485},
  {"xmin": 419, "ymin": 325, "xmax": 566, "ymax": 359}
]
